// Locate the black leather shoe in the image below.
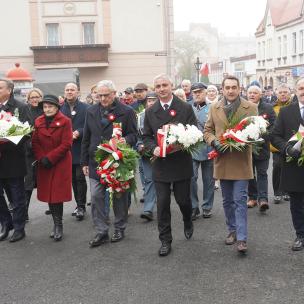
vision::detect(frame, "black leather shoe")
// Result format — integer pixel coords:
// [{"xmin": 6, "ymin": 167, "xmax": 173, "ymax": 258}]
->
[
  {"xmin": 89, "ymin": 233, "xmax": 109, "ymax": 248},
  {"xmin": 140, "ymin": 211, "xmax": 153, "ymax": 221},
  {"xmin": 75, "ymin": 207, "xmax": 85, "ymax": 221},
  {"xmin": 9, "ymin": 230, "xmax": 25, "ymax": 243},
  {"xmin": 0, "ymin": 224, "xmax": 13, "ymax": 241},
  {"xmin": 291, "ymin": 237, "xmax": 304, "ymax": 251},
  {"xmin": 184, "ymin": 221, "xmax": 194, "ymax": 240},
  {"xmin": 158, "ymin": 242, "xmax": 171, "ymax": 256},
  {"xmin": 111, "ymin": 230, "xmax": 124, "ymax": 243}
]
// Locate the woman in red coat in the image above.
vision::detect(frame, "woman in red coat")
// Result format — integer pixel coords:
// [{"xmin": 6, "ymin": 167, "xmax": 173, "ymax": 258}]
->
[{"xmin": 32, "ymin": 95, "xmax": 73, "ymax": 241}]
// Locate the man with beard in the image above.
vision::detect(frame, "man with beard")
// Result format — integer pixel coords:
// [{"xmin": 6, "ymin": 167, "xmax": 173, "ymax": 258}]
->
[
  {"xmin": 271, "ymin": 77, "xmax": 304, "ymax": 251},
  {"xmin": 81, "ymin": 80, "xmax": 137, "ymax": 248},
  {"xmin": 204, "ymin": 75, "xmax": 257, "ymax": 254}
]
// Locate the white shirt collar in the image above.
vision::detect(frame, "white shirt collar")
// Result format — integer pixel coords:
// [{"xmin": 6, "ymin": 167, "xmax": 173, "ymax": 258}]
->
[
  {"xmin": 160, "ymin": 96, "xmax": 173, "ymax": 110},
  {"xmin": 0, "ymin": 100, "xmax": 8, "ymax": 108},
  {"xmin": 299, "ymin": 101, "xmax": 304, "ymax": 110}
]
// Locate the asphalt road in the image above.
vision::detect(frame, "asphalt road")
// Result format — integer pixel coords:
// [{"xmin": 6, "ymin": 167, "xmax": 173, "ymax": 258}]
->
[{"xmin": 0, "ymin": 173, "xmax": 304, "ymax": 304}]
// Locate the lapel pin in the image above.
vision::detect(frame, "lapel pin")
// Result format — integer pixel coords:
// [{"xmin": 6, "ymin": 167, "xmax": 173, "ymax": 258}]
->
[
  {"xmin": 169, "ymin": 109, "xmax": 176, "ymax": 117},
  {"xmin": 71, "ymin": 110, "xmax": 76, "ymax": 116},
  {"xmin": 108, "ymin": 113, "xmax": 116, "ymax": 122}
]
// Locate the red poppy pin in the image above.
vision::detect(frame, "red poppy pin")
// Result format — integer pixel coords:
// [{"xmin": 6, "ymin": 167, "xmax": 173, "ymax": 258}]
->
[
  {"xmin": 108, "ymin": 113, "xmax": 116, "ymax": 122},
  {"xmin": 262, "ymin": 114, "xmax": 268, "ymax": 119},
  {"xmin": 169, "ymin": 109, "xmax": 176, "ymax": 117}
]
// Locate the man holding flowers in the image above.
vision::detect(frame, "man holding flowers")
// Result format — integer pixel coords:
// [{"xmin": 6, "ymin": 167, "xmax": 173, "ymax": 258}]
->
[
  {"xmin": 270, "ymin": 77, "xmax": 304, "ymax": 251},
  {"xmin": 143, "ymin": 74, "xmax": 197, "ymax": 257},
  {"xmin": 81, "ymin": 80, "xmax": 137, "ymax": 248},
  {"xmin": 204, "ymin": 75, "xmax": 257, "ymax": 254}
]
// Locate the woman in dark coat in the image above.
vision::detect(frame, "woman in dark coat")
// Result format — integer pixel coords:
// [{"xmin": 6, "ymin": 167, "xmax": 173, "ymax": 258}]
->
[
  {"xmin": 24, "ymin": 88, "xmax": 44, "ymax": 220},
  {"xmin": 32, "ymin": 95, "xmax": 73, "ymax": 241}
]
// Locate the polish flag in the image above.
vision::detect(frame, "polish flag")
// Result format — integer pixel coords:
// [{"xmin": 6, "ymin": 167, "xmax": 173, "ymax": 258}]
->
[{"xmin": 200, "ymin": 63, "xmax": 209, "ymax": 76}]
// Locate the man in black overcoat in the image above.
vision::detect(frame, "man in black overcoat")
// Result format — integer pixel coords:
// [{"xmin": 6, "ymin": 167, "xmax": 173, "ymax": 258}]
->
[
  {"xmin": 143, "ymin": 74, "xmax": 197, "ymax": 256},
  {"xmin": 247, "ymin": 85, "xmax": 276, "ymax": 212},
  {"xmin": 0, "ymin": 78, "xmax": 33, "ymax": 242},
  {"xmin": 271, "ymin": 77, "xmax": 304, "ymax": 251},
  {"xmin": 61, "ymin": 83, "xmax": 89, "ymax": 220},
  {"xmin": 81, "ymin": 80, "xmax": 137, "ymax": 248}
]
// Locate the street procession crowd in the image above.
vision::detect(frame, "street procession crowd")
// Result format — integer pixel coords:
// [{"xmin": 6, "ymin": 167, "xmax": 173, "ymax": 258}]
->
[{"xmin": 0, "ymin": 72, "xmax": 304, "ymax": 257}]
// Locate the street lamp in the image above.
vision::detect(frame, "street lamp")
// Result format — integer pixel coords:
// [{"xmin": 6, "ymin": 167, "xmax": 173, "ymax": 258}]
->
[{"xmin": 194, "ymin": 57, "xmax": 202, "ymax": 82}]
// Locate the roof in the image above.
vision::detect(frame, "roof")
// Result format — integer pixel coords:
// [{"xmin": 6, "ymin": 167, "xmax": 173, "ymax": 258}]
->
[
  {"xmin": 5, "ymin": 63, "xmax": 33, "ymax": 81},
  {"xmin": 256, "ymin": 0, "xmax": 304, "ymax": 34}
]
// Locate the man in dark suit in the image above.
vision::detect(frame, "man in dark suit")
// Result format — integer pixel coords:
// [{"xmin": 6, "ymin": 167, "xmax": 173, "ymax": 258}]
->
[
  {"xmin": 247, "ymin": 85, "xmax": 276, "ymax": 212},
  {"xmin": 271, "ymin": 77, "xmax": 304, "ymax": 251},
  {"xmin": 0, "ymin": 78, "xmax": 33, "ymax": 242},
  {"xmin": 262, "ymin": 86, "xmax": 277, "ymax": 105},
  {"xmin": 143, "ymin": 74, "xmax": 197, "ymax": 256},
  {"xmin": 61, "ymin": 83, "xmax": 89, "ymax": 221},
  {"xmin": 81, "ymin": 80, "xmax": 137, "ymax": 248}
]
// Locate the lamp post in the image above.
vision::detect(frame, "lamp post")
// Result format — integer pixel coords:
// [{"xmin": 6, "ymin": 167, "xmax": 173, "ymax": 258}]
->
[{"xmin": 194, "ymin": 57, "xmax": 202, "ymax": 82}]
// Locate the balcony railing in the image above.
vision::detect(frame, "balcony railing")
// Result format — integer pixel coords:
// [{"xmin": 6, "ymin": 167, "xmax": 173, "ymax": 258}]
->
[{"xmin": 30, "ymin": 44, "xmax": 110, "ymax": 68}]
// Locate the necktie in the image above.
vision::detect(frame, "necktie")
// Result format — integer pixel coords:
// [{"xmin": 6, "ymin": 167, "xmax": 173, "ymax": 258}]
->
[{"xmin": 163, "ymin": 104, "xmax": 169, "ymax": 111}]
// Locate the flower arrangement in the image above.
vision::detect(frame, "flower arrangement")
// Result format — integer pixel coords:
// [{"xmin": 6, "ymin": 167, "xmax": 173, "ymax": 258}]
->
[
  {"xmin": 157, "ymin": 123, "xmax": 204, "ymax": 157},
  {"xmin": 0, "ymin": 110, "xmax": 32, "ymax": 145},
  {"xmin": 208, "ymin": 115, "xmax": 268, "ymax": 159},
  {"xmin": 95, "ymin": 123, "xmax": 139, "ymax": 204},
  {"xmin": 286, "ymin": 126, "xmax": 304, "ymax": 166}
]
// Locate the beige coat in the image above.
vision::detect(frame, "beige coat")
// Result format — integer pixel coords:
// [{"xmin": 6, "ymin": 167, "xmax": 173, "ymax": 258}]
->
[{"xmin": 203, "ymin": 98, "xmax": 258, "ymax": 180}]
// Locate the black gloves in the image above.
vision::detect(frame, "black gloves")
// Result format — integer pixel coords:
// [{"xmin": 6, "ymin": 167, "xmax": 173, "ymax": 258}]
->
[
  {"xmin": 286, "ymin": 145, "xmax": 301, "ymax": 159},
  {"xmin": 40, "ymin": 157, "xmax": 53, "ymax": 169},
  {"xmin": 212, "ymin": 140, "xmax": 225, "ymax": 153}
]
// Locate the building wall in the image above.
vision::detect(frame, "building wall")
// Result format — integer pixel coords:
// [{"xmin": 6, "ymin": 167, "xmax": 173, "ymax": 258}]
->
[
  {"xmin": 0, "ymin": 0, "xmax": 32, "ymax": 57},
  {"xmin": 79, "ymin": 52, "xmax": 167, "ymax": 96},
  {"xmin": 256, "ymin": 10, "xmax": 304, "ymax": 88}
]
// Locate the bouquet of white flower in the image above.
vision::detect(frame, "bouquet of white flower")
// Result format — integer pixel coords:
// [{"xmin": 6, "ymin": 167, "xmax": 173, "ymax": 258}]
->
[
  {"xmin": 0, "ymin": 110, "xmax": 32, "ymax": 145},
  {"xmin": 157, "ymin": 123, "xmax": 204, "ymax": 157}
]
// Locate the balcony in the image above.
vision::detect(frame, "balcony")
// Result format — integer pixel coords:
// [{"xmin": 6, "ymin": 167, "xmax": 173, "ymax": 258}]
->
[{"xmin": 30, "ymin": 44, "xmax": 110, "ymax": 69}]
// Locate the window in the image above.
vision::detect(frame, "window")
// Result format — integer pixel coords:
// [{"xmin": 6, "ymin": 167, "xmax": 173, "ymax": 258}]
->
[
  {"xmin": 277, "ymin": 37, "xmax": 281, "ymax": 57},
  {"xmin": 300, "ymin": 30, "xmax": 304, "ymax": 53},
  {"xmin": 262, "ymin": 41, "xmax": 266, "ymax": 59},
  {"xmin": 292, "ymin": 32, "xmax": 297, "ymax": 54},
  {"xmin": 46, "ymin": 23, "xmax": 59, "ymax": 46},
  {"xmin": 282, "ymin": 35, "xmax": 287, "ymax": 57},
  {"xmin": 83, "ymin": 23, "xmax": 95, "ymax": 44},
  {"xmin": 267, "ymin": 38, "xmax": 273, "ymax": 58}
]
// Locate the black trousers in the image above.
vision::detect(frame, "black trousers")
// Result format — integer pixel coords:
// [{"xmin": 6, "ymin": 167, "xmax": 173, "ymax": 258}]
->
[
  {"xmin": 154, "ymin": 179, "xmax": 192, "ymax": 243},
  {"xmin": 0, "ymin": 177, "xmax": 26, "ymax": 231},
  {"xmin": 72, "ymin": 164, "xmax": 87, "ymax": 209},
  {"xmin": 289, "ymin": 192, "xmax": 304, "ymax": 238},
  {"xmin": 272, "ymin": 153, "xmax": 285, "ymax": 196}
]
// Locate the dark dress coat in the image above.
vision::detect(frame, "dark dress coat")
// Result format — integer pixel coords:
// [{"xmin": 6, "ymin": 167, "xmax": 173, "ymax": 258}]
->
[
  {"xmin": 0, "ymin": 96, "xmax": 33, "ymax": 178},
  {"xmin": 253, "ymin": 99, "xmax": 276, "ymax": 161},
  {"xmin": 32, "ymin": 111, "xmax": 73, "ymax": 203},
  {"xmin": 270, "ymin": 102, "xmax": 304, "ymax": 192},
  {"xmin": 81, "ymin": 99, "xmax": 137, "ymax": 180},
  {"xmin": 142, "ymin": 95, "xmax": 197, "ymax": 182},
  {"xmin": 60, "ymin": 99, "xmax": 89, "ymax": 164}
]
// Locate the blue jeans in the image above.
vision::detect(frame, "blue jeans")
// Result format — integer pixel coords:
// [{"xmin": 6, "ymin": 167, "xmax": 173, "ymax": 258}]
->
[
  {"xmin": 141, "ymin": 157, "xmax": 156, "ymax": 213},
  {"xmin": 191, "ymin": 159, "xmax": 215, "ymax": 211},
  {"xmin": 220, "ymin": 180, "xmax": 249, "ymax": 241},
  {"xmin": 248, "ymin": 158, "xmax": 269, "ymax": 202},
  {"xmin": 138, "ymin": 158, "xmax": 145, "ymax": 192}
]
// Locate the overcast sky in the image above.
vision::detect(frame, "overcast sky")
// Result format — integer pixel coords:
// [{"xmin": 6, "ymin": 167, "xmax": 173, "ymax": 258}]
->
[{"xmin": 173, "ymin": 0, "xmax": 267, "ymax": 36}]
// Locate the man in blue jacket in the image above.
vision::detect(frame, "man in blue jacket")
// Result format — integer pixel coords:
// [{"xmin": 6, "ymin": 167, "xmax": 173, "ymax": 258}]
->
[
  {"xmin": 190, "ymin": 82, "xmax": 215, "ymax": 220},
  {"xmin": 61, "ymin": 83, "xmax": 89, "ymax": 221}
]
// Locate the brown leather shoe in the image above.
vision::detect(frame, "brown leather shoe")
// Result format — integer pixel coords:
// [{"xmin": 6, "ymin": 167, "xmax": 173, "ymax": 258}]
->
[
  {"xmin": 237, "ymin": 241, "xmax": 247, "ymax": 253},
  {"xmin": 247, "ymin": 199, "xmax": 257, "ymax": 208},
  {"xmin": 225, "ymin": 231, "xmax": 236, "ymax": 245},
  {"xmin": 258, "ymin": 200, "xmax": 269, "ymax": 212}
]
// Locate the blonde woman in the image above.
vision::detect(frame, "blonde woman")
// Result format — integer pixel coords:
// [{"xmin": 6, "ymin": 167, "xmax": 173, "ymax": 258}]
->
[
  {"xmin": 174, "ymin": 88, "xmax": 187, "ymax": 102},
  {"xmin": 206, "ymin": 85, "xmax": 219, "ymax": 104}
]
